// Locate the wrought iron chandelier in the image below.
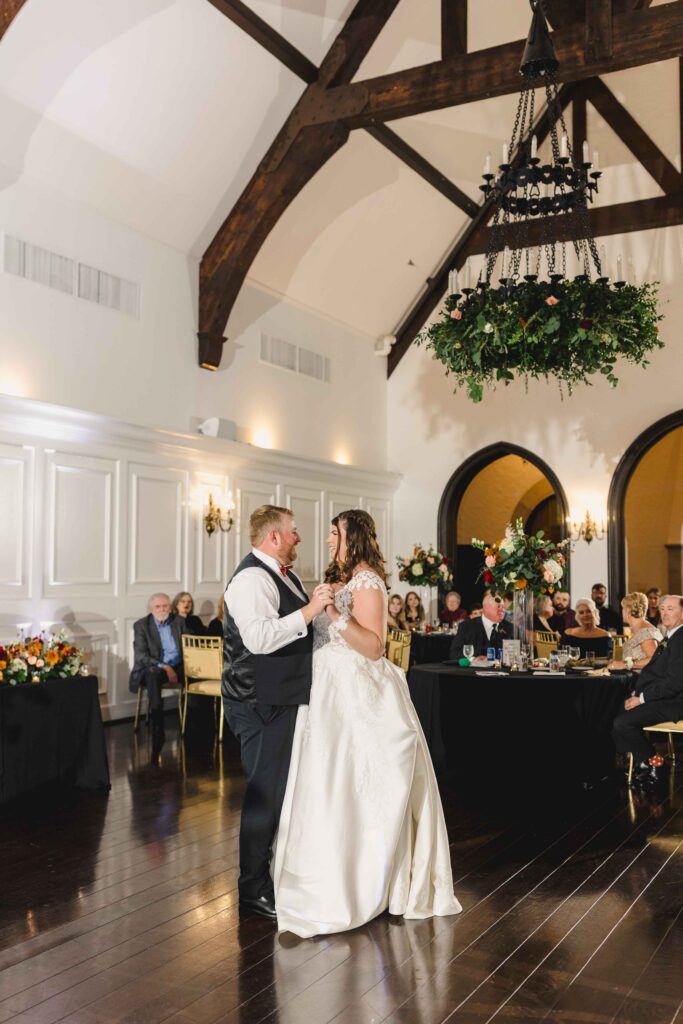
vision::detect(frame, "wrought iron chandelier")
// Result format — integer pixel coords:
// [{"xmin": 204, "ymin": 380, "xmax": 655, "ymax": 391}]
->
[{"xmin": 419, "ymin": 0, "xmax": 662, "ymax": 403}]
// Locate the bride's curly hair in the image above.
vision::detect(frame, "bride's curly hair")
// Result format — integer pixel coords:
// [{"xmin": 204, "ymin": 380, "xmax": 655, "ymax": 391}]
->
[{"xmin": 324, "ymin": 508, "xmax": 388, "ymax": 586}]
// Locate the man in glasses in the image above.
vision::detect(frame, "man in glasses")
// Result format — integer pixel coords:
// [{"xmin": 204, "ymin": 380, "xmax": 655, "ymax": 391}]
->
[{"xmin": 449, "ymin": 591, "xmax": 512, "ymax": 661}]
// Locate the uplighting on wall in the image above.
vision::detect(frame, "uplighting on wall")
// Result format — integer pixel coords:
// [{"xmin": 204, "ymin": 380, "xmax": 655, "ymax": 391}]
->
[
  {"xmin": 204, "ymin": 492, "xmax": 235, "ymax": 537},
  {"xmin": 567, "ymin": 510, "xmax": 606, "ymax": 544}
]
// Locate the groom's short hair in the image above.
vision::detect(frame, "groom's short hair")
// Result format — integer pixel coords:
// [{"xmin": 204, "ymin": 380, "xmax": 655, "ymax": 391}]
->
[{"xmin": 250, "ymin": 505, "xmax": 293, "ymax": 546}]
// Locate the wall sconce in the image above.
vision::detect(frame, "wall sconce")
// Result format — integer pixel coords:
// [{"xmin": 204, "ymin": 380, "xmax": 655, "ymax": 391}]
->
[
  {"xmin": 204, "ymin": 492, "xmax": 235, "ymax": 536},
  {"xmin": 568, "ymin": 510, "xmax": 606, "ymax": 544}
]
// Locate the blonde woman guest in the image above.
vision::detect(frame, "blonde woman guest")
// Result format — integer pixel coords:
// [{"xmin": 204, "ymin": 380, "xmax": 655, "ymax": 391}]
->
[
  {"xmin": 561, "ymin": 598, "xmax": 611, "ymax": 658},
  {"xmin": 533, "ymin": 594, "xmax": 556, "ymax": 633},
  {"xmin": 388, "ymin": 594, "xmax": 408, "ymax": 631},
  {"xmin": 439, "ymin": 591, "xmax": 468, "ymax": 627},
  {"xmin": 404, "ymin": 591, "xmax": 425, "ymax": 629},
  {"xmin": 207, "ymin": 593, "xmax": 225, "ymax": 637},
  {"xmin": 609, "ymin": 592, "xmax": 663, "ymax": 670}
]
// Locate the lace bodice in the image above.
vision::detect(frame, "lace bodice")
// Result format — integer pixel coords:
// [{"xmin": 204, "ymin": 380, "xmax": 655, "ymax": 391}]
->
[
  {"xmin": 623, "ymin": 625, "xmax": 663, "ymax": 662},
  {"xmin": 313, "ymin": 570, "xmax": 387, "ymax": 653}
]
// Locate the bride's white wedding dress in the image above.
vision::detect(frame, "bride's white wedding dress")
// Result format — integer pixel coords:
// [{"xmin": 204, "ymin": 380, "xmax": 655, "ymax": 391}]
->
[{"xmin": 273, "ymin": 570, "xmax": 461, "ymax": 938}]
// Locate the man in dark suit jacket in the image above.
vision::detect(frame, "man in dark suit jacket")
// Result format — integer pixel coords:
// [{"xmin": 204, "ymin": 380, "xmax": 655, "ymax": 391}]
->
[
  {"xmin": 449, "ymin": 592, "xmax": 513, "ymax": 660},
  {"xmin": 612, "ymin": 594, "xmax": 683, "ymax": 784},
  {"xmin": 129, "ymin": 593, "xmax": 186, "ymax": 736}
]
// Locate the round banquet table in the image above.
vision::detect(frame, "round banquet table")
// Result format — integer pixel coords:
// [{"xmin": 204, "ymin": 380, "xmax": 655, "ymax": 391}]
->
[
  {"xmin": 408, "ymin": 663, "xmax": 633, "ymax": 786},
  {"xmin": 409, "ymin": 631, "xmax": 454, "ymax": 665}
]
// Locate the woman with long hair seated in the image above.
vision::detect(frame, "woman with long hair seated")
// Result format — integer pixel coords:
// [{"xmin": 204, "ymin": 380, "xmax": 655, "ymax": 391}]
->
[
  {"xmin": 171, "ymin": 591, "xmax": 206, "ymax": 635},
  {"xmin": 387, "ymin": 593, "xmax": 408, "ymax": 631},
  {"xmin": 533, "ymin": 594, "xmax": 557, "ymax": 633},
  {"xmin": 561, "ymin": 597, "xmax": 611, "ymax": 658},
  {"xmin": 404, "ymin": 590, "xmax": 425, "ymax": 629},
  {"xmin": 609, "ymin": 591, "xmax": 663, "ymax": 670}
]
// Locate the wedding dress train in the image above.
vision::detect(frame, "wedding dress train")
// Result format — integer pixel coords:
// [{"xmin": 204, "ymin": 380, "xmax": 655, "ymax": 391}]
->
[{"xmin": 273, "ymin": 570, "xmax": 461, "ymax": 938}]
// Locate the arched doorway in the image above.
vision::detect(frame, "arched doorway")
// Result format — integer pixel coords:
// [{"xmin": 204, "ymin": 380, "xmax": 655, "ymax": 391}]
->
[
  {"xmin": 608, "ymin": 410, "xmax": 683, "ymax": 600},
  {"xmin": 438, "ymin": 444, "xmax": 569, "ymax": 608}
]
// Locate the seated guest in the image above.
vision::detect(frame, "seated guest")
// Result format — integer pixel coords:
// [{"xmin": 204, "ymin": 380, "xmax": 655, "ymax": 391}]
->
[
  {"xmin": 612, "ymin": 595, "xmax": 683, "ymax": 785},
  {"xmin": 561, "ymin": 598, "xmax": 611, "ymax": 658},
  {"xmin": 609, "ymin": 592, "xmax": 662, "ymax": 671},
  {"xmin": 439, "ymin": 590, "xmax": 468, "ymax": 628},
  {"xmin": 449, "ymin": 592, "xmax": 512, "ymax": 660},
  {"xmin": 388, "ymin": 593, "xmax": 408, "ymax": 631},
  {"xmin": 646, "ymin": 587, "xmax": 662, "ymax": 628},
  {"xmin": 549, "ymin": 591, "xmax": 577, "ymax": 633},
  {"xmin": 404, "ymin": 591, "xmax": 425, "ymax": 630},
  {"xmin": 591, "ymin": 582, "xmax": 622, "ymax": 632},
  {"xmin": 207, "ymin": 593, "xmax": 225, "ymax": 637},
  {"xmin": 533, "ymin": 594, "xmax": 557, "ymax": 633},
  {"xmin": 129, "ymin": 593, "xmax": 186, "ymax": 738},
  {"xmin": 172, "ymin": 591, "xmax": 206, "ymax": 635},
  {"xmin": 468, "ymin": 602, "xmax": 483, "ymax": 618}
]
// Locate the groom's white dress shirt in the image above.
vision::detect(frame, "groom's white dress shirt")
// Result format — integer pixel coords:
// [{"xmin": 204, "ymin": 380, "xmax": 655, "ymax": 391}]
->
[{"xmin": 225, "ymin": 548, "xmax": 308, "ymax": 656}]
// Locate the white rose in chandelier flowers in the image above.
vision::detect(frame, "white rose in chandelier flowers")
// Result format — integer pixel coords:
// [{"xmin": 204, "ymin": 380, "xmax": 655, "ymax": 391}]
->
[
  {"xmin": 542, "ymin": 559, "xmax": 563, "ymax": 583},
  {"xmin": 412, "ymin": 563, "xmax": 424, "ymax": 577}
]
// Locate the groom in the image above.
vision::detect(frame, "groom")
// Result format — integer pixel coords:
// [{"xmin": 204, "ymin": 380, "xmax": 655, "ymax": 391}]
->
[{"xmin": 222, "ymin": 504, "xmax": 332, "ymax": 919}]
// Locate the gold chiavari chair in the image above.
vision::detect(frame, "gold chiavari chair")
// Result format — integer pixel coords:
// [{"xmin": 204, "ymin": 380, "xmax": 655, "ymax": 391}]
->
[
  {"xmin": 627, "ymin": 720, "xmax": 683, "ymax": 783},
  {"xmin": 386, "ymin": 627, "xmax": 412, "ymax": 671},
  {"xmin": 611, "ymin": 634, "xmax": 627, "ymax": 662},
  {"xmin": 181, "ymin": 635, "xmax": 224, "ymax": 741},
  {"xmin": 534, "ymin": 630, "xmax": 560, "ymax": 660}
]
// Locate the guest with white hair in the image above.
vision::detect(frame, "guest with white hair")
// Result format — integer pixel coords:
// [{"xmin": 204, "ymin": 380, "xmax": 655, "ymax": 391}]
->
[
  {"xmin": 129, "ymin": 592, "xmax": 187, "ymax": 739},
  {"xmin": 560, "ymin": 597, "xmax": 611, "ymax": 658}
]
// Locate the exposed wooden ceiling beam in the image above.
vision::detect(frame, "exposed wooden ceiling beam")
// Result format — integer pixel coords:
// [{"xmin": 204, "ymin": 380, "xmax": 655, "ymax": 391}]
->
[
  {"xmin": 387, "ymin": 83, "xmax": 577, "ymax": 377},
  {"xmin": 442, "ymin": 0, "xmax": 467, "ymax": 59},
  {"xmin": 366, "ymin": 125, "xmax": 478, "ymax": 216},
  {"xmin": 0, "ymin": 0, "xmax": 28, "ymax": 40},
  {"xmin": 467, "ymin": 193, "xmax": 683, "ymax": 254},
  {"xmin": 198, "ymin": 0, "xmax": 402, "ymax": 368},
  {"xmin": 585, "ymin": 0, "xmax": 613, "ymax": 62},
  {"xmin": 206, "ymin": 0, "xmax": 318, "ymax": 83},
  {"xmin": 544, "ymin": 0, "xmax": 653, "ymax": 30},
  {"xmin": 302, "ymin": 2, "xmax": 683, "ymax": 130},
  {"xmin": 584, "ymin": 77, "xmax": 681, "ymax": 194}
]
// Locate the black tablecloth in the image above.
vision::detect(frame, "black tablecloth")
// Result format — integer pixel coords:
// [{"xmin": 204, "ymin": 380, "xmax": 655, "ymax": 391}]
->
[
  {"xmin": 408, "ymin": 664, "xmax": 631, "ymax": 784},
  {"xmin": 410, "ymin": 632, "xmax": 453, "ymax": 665},
  {"xmin": 0, "ymin": 676, "xmax": 110, "ymax": 805}
]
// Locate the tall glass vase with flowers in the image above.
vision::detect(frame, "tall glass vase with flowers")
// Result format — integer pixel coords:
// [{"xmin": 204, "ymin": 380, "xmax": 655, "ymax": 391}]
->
[
  {"xmin": 472, "ymin": 520, "xmax": 571, "ymax": 642},
  {"xmin": 397, "ymin": 544, "xmax": 453, "ymax": 627}
]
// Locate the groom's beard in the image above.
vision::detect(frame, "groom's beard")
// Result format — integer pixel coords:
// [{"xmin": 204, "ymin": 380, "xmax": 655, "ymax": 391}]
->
[{"xmin": 282, "ymin": 544, "xmax": 298, "ymax": 567}]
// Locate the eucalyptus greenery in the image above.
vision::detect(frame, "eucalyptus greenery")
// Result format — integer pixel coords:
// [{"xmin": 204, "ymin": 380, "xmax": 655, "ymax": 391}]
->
[{"xmin": 417, "ymin": 277, "xmax": 663, "ymax": 403}]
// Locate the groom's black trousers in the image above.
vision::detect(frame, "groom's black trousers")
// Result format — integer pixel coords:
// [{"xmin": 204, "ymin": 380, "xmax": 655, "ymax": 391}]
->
[{"xmin": 223, "ymin": 698, "xmax": 299, "ymax": 900}]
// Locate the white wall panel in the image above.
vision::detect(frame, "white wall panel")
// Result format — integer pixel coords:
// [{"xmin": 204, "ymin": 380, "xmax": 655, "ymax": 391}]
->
[
  {"xmin": 192, "ymin": 473, "xmax": 229, "ymax": 593},
  {"xmin": 234, "ymin": 478, "xmax": 279, "ymax": 564},
  {"xmin": 129, "ymin": 463, "xmax": 187, "ymax": 590},
  {"xmin": 364, "ymin": 497, "xmax": 391, "ymax": 572},
  {"xmin": 45, "ymin": 451, "xmax": 117, "ymax": 596},
  {"xmin": 0, "ymin": 442, "xmax": 32, "ymax": 597},
  {"xmin": 285, "ymin": 486, "xmax": 323, "ymax": 584}
]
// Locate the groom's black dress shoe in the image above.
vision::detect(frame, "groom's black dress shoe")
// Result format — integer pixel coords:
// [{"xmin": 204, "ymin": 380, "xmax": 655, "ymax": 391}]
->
[{"xmin": 239, "ymin": 895, "xmax": 277, "ymax": 920}]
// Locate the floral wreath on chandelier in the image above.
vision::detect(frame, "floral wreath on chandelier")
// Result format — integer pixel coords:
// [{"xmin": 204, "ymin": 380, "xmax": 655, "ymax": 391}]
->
[{"xmin": 418, "ymin": 0, "xmax": 663, "ymax": 403}]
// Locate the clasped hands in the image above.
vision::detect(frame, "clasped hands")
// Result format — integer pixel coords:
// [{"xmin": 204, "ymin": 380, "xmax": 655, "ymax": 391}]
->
[
  {"xmin": 624, "ymin": 695, "xmax": 641, "ymax": 711},
  {"xmin": 312, "ymin": 583, "xmax": 340, "ymax": 620}
]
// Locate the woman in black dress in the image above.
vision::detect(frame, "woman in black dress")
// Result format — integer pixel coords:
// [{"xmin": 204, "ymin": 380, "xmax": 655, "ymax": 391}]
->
[{"xmin": 171, "ymin": 592, "xmax": 206, "ymax": 635}]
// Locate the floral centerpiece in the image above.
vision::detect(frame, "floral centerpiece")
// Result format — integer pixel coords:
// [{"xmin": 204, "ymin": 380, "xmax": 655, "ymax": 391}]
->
[
  {"xmin": 471, "ymin": 519, "xmax": 570, "ymax": 596},
  {"xmin": 397, "ymin": 544, "xmax": 453, "ymax": 588},
  {"xmin": 0, "ymin": 632, "xmax": 83, "ymax": 685},
  {"xmin": 418, "ymin": 278, "xmax": 663, "ymax": 403}
]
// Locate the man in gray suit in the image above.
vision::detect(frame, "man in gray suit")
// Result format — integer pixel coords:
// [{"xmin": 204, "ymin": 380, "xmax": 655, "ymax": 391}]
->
[{"xmin": 129, "ymin": 593, "xmax": 186, "ymax": 737}]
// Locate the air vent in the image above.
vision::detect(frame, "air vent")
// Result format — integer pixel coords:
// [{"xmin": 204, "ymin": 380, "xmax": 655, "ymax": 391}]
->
[
  {"xmin": 3, "ymin": 233, "xmax": 140, "ymax": 317},
  {"xmin": 260, "ymin": 333, "xmax": 330, "ymax": 384},
  {"xmin": 78, "ymin": 263, "xmax": 139, "ymax": 317},
  {"xmin": 3, "ymin": 234, "xmax": 74, "ymax": 295}
]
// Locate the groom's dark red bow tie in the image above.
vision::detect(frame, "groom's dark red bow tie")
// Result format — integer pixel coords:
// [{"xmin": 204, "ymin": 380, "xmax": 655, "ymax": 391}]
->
[{"xmin": 280, "ymin": 564, "xmax": 288, "ymax": 577}]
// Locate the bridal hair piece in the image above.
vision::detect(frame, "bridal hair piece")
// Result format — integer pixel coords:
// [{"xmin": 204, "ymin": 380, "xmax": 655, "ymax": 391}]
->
[{"xmin": 324, "ymin": 508, "xmax": 388, "ymax": 586}]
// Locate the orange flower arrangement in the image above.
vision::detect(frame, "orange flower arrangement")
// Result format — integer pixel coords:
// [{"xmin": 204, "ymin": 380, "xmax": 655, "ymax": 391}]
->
[{"xmin": 0, "ymin": 632, "xmax": 82, "ymax": 685}]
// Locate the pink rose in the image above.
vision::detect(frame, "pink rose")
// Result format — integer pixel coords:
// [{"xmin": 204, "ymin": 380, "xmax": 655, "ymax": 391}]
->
[
  {"xmin": 543, "ymin": 569, "xmax": 555, "ymax": 583},
  {"xmin": 403, "ymin": 559, "xmax": 410, "ymax": 566},
  {"xmin": 485, "ymin": 555, "xmax": 496, "ymax": 568},
  {"xmin": 427, "ymin": 557, "xmax": 434, "ymax": 564},
  {"xmin": 546, "ymin": 295, "xmax": 559, "ymax": 306},
  {"xmin": 450, "ymin": 308, "xmax": 462, "ymax": 320}
]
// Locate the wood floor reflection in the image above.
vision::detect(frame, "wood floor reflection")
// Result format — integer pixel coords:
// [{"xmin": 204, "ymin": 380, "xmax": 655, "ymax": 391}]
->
[{"xmin": 1, "ymin": 719, "xmax": 682, "ymax": 1024}]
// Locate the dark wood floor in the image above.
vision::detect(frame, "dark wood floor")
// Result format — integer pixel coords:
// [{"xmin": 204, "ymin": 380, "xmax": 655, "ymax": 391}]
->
[{"xmin": 1, "ymin": 717, "xmax": 682, "ymax": 1024}]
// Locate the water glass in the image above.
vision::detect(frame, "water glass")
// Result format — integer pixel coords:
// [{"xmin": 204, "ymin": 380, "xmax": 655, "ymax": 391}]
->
[
  {"xmin": 570, "ymin": 646, "xmax": 581, "ymax": 661},
  {"xmin": 586, "ymin": 650, "xmax": 595, "ymax": 666}
]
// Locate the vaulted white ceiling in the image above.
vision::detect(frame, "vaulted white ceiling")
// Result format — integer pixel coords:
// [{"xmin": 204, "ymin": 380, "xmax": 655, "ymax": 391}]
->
[{"xmin": 0, "ymin": 0, "xmax": 678, "ymax": 342}]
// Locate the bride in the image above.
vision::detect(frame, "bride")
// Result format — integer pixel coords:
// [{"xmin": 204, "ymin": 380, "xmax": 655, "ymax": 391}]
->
[{"xmin": 273, "ymin": 509, "xmax": 461, "ymax": 937}]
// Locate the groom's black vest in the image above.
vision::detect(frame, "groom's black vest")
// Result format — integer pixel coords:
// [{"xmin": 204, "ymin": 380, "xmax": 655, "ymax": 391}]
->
[{"xmin": 222, "ymin": 552, "xmax": 312, "ymax": 705}]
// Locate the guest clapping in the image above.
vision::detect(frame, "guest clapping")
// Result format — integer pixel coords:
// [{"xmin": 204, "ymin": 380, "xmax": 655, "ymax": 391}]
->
[
  {"xmin": 388, "ymin": 594, "xmax": 408, "ymax": 631},
  {"xmin": 561, "ymin": 598, "xmax": 611, "ymax": 658},
  {"xmin": 609, "ymin": 592, "xmax": 662, "ymax": 670},
  {"xmin": 171, "ymin": 591, "xmax": 206, "ymax": 635},
  {"xmin": 439, "ymin": 590, "xmax": 468, "ymax": 628},
  {"xmin": 533, "ymin": 594, "xmax": 556, "ymax": 633},
  {"xmin": 404, "ymin": 591, "xmax": 425, "ymax": 629}
]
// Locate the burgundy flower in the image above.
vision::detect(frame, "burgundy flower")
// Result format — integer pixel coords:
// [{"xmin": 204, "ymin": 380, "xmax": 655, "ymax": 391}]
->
[{"xmin": 580, "ymin": 318, "xmax": 592, "ymax": 330}]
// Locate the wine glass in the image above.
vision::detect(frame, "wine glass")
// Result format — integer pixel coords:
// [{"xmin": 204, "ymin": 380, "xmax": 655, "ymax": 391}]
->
[{"xmin": 463, "ymin": 645, "xmax": 474, "ymax": 661}]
